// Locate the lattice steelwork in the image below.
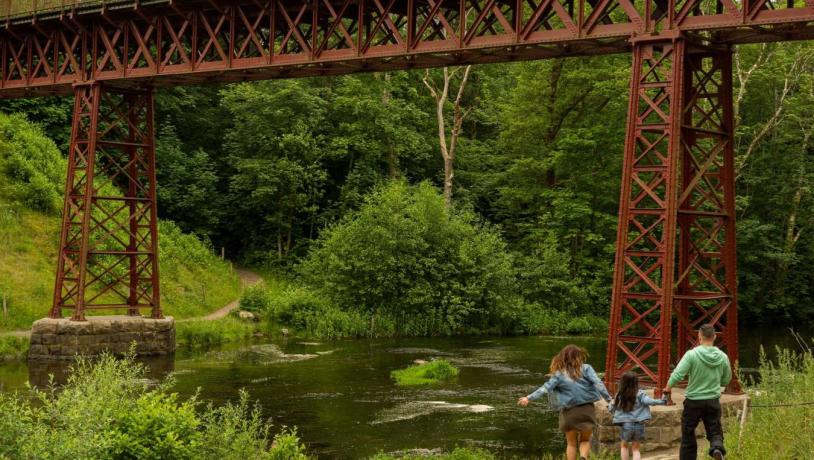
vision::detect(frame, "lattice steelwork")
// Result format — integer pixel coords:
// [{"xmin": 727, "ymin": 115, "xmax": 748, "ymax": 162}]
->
[
  {"xmin": 605, "ymin": 40, "xmax": 740, "ymax": 396},
  {"xmin": 605, "ymin": 38, "xmax": 685, "ymax": 395},
  {"xmin": 676, "ymin": 49, "xmax": 740, "ymax": 393},
  {"xmin": 1, "ymin": 0, "xmax": 813, "ymax": 98},
  {"xmin": 51, "ymin": 84, "xmax": 161, "ymax": 320}
]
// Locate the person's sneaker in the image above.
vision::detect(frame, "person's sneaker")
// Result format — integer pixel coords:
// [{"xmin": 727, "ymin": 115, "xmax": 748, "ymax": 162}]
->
[{"xmin": 711, "ymin": 448, "xmax": 725, "ymax": 460}]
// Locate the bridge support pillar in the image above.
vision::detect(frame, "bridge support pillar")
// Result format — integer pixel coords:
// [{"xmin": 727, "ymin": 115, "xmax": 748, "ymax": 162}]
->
[
  {"xmin": 605, "ymin": 38, "xmax": 740, "ymax": 396},
  {"xmin": 51, "ymin": 84, "xmax": 162, "ymax": 321}
]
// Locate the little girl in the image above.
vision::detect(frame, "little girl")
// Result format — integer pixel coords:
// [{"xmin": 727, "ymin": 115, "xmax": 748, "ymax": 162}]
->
[{"xmin": 607, "ymin": 372, "xmax": 667, "ymax": 460}]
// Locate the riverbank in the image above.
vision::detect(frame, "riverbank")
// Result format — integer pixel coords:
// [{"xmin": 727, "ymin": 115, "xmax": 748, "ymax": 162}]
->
[{"xmin": 0, "ymin": 340, "xmax": 809, "ymax": 459}]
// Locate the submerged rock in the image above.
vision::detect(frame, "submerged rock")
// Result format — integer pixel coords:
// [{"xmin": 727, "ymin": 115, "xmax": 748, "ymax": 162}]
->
[{"xmin": 371, "ymin": 400, "xmax": 495, "ymax": 425}]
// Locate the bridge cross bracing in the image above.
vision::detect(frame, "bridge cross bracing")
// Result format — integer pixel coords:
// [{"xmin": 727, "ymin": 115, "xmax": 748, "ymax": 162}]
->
[{"xmin": 2, "ymin": 0, "xmax": 811, "ymax": 393}]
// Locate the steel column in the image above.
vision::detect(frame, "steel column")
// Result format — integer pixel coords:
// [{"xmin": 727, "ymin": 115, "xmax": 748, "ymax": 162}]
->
[
  {"xmin": 676, "ymin": 47, "xmax": 740, "ymax": 393},
  {"xmin": 605, "ymin": 37, "xmax": 686, "ymax": 396},
  {"xmin": 605, "ymin": 38, "xmax": 740, "ymax": 395},
  {"xmin": 52, "ymin": 83, "xmax": 161, "ymax": 320}
]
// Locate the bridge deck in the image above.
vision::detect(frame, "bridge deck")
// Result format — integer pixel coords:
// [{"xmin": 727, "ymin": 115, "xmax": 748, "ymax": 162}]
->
[{"xmin": 0, "ymin": 0, "xmax": 813, "ymax": 97}]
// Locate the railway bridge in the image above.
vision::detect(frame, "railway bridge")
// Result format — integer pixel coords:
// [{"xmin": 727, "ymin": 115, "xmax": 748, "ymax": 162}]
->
[{"xmin": 2, "ymin": 0, "xmax": 813, "ymax": 392}]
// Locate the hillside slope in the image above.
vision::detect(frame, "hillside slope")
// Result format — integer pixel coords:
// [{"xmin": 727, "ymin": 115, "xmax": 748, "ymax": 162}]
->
[{"xmin": 0, "ymin": 113, "xmax": 241, "ymax": 332}]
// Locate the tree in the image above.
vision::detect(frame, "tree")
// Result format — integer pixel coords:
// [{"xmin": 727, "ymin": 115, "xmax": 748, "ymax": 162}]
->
[{"xmin": 423, "ymin": 66, "xmax": 474, "ymax": 208}]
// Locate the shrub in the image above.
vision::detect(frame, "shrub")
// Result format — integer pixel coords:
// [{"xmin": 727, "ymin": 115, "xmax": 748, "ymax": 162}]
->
[
  {"xmin": 391, "ymin": 359, "xmax": 460, "ymax": 386},
  {"xmin": 240, "ymin": 285, "xmax": 271, "ymax": 315},
  {"xmin": 0, "ymin": 113, "xmax": 65, "ymax": 213},
  {"xmin": 300, "ymin": 181, "xmax": 520, "ymax": 336},
  {"xmin": 565, "ymin": 317, "xmax": 592, "ymax": 335},
  {"xmin": 0, "ymin": 336, "xmax": 29, "ymax": 360},
  {"xmin": 0, "ymin": 352, "xmax": 310, "ymax": 459}
]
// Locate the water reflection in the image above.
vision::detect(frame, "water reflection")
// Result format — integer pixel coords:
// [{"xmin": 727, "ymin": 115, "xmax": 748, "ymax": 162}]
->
[{"xmin": 26, "ymin": 353, "xmax": 176, "ymax": 388}]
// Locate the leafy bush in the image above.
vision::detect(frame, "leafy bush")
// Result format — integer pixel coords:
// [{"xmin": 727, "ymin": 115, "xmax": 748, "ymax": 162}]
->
[
  {"xmin": 240, "ymin": 284, "xmax": 272, "ymax": 315},
  {"xmin": 0, "ymin": 335, "xmax": 29, "ymax": 359},
  {"xmin": 0, "ymin": 352, "xmax": 309, "ymax": 459},
  {"xmin": 565, "ymin": 317, "xmax": 592, "ymax": 335},
  {"xmin": 391, "ymin": 359, "xmax": 460, "ymax": 386},
  {"xmin": 0, "ymin": 113, "xmax": 65, "ymax": 213},
  {"xmin": 300, "ymin": 181, "xmax": 520, "ymax": 336}
]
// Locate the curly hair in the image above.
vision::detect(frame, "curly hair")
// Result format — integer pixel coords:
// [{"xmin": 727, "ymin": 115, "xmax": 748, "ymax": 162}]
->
[{"xmin": 550, "ymin": 344, "xmax": 587, "ymax": 379}]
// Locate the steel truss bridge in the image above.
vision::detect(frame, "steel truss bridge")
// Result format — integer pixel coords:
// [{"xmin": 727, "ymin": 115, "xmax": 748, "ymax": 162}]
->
[{"xmin": 2, "ymin": 0, "xmax": 813, "ymax": 394}]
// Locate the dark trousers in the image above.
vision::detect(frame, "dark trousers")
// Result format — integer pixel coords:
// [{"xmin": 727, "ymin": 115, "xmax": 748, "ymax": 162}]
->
[{"xmin": 680, "ymin": 398, "xmax": 725, "ymax": 460}]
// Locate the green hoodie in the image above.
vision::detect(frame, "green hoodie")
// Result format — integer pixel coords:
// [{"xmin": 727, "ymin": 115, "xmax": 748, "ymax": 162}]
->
[{"xmin": 668, "ymin": 345, "xmax": 732, "ymax": 400}]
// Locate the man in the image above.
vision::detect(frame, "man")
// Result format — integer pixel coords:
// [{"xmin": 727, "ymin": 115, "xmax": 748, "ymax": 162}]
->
[{"xmin": 663, "ymin": 324, "xmax": 732, "ymax": 460}]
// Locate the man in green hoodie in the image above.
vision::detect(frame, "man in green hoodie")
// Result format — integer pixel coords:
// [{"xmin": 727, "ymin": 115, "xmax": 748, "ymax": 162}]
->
[{"xmin": 663, "ymin": 324, "xmax": 732, "ymax": 460}]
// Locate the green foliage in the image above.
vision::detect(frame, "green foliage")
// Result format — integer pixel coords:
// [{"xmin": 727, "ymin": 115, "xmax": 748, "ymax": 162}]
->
[
  {"xmin": 390, "ymin": 360, "xmax": 459, "ymax": 386},
  {"xmin": 239, "ymin": 284, "xmax": 272, "ymax": 315},
  {"xmin": 175, "ymin": 318, "xmax": 255, "ymax": 347},
  {"xmin": 301, "ymin": 181, "xmax": 520, "ymax": 336},
  {"xmin": 0, "ymin": 352, "xmax": 309, "ymax": 459},
  {"xmin": 725, "ymin": 348, "xmax": 814, "ymax": 459},
  {"xmin": 0, "ymin": 336, "xmax": 29, "ymax": 359},
  {"xmin": 0, "ymin": 112, "xmax": 65, "ymax": 213},
  {"xmin": 109, "ymin": 392, "xmax": 201, "ymax": 459}
]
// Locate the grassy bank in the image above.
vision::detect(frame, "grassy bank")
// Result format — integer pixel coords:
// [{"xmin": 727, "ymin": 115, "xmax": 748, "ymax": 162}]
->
[
  {"xmin": 0, "ymin": 201, "xmax": 241, "ymax": 332},
  {"xmin": 724, "ymin": 347, "xmax": 814, "ymax": 459},
  {"xmin": 391, "ymin": 360, "xmax": 459, "ymax": 386}
]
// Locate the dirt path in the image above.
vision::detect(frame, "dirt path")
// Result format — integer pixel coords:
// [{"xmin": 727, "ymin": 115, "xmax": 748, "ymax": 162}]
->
[
  {"xmin": 190, "ymin": 268, "xmax": 263, "ymax": 321},
  {"xmin": 0, "ymin": 268, "xmax": 263, "ymax": 337}
]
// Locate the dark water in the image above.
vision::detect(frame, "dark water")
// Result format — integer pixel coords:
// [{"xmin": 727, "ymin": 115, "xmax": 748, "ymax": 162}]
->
[{"xmin": 0, "ymin": 330, "xmax": 808, "ymax": 458}]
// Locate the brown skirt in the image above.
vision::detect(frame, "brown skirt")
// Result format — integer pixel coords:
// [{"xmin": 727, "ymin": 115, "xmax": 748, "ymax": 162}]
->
[{"xmin": 558, "ymin": 402, "xmax": 597, "ymax": 432}]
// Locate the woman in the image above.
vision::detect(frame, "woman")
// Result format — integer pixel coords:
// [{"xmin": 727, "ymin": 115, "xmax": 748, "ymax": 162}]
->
[{"xmin": 518, "ymin": 344, "xmax": 611, "ymax": 460}]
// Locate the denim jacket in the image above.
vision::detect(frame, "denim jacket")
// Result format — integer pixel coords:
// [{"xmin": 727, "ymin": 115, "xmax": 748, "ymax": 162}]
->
[
  {"xmin": 527, "ymin": 364, "xmax": 612, "ymax": 410},
  {"xmin": 607, "ymin": 390, "xmax": 667, "ymax": 423}
]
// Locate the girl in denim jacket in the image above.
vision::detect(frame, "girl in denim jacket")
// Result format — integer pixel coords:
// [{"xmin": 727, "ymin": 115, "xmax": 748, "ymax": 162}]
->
[{"xmin": 608, "ymin": 372, "xmax": 667, "ymax": 460}]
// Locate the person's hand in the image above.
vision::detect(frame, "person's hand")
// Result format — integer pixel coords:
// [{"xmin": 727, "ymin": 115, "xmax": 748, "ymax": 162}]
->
[
  {"xmin": 662, "ymin": 386, "xmax": 672, "ymax": 394},
  {"xmin": 517, "ymin": 397, "xmax": 530, "ymax": 407}
]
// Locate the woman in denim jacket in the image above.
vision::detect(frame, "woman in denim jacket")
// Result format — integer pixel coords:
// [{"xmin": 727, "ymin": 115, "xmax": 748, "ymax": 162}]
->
[
  {"xmin": 518, "ymin": 345, "xmax": 611, "ymax": 460},
  {"xmin": 608, "ymin": 372, "xmax": 668, "ymax": 460}
]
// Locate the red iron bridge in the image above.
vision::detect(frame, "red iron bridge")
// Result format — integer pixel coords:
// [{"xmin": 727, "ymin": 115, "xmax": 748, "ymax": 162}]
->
[{"xmin": 1, "ymin": 0, "xmax": 812, "ymax": 395}]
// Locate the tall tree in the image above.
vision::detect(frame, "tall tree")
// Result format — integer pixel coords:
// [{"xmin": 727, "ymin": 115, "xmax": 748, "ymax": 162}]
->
[{"xmin": 423, "ymin": 66, "xmax": 474, "ymax": 208}]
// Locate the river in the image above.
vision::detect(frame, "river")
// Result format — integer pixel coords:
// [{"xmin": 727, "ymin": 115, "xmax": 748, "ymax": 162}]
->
[{"xmin": 0, "ymin": 329, "xmax": 808, "ymax": 458}]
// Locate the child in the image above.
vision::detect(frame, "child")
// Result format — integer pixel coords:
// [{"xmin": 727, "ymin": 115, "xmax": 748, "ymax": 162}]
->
[
  {"xmin": 607, "ymin": 372, "xmax": 667, "ymax": 460},
  {"xmin": 518, "ymin": 345, "xmax": 612, "ymax": 460}
]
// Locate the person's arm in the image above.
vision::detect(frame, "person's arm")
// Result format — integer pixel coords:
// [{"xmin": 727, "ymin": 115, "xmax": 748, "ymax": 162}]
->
[
  {"xmin": 720, "ymin": 354, "xmax": 733, "ymax": 387},
  {"xmin": 518, "ymin": 375, "xmax": 559, "ymax": 406},
  {"xmin": 666, "ymin": 351, "xmax": 693, "ymax": 391},
  {"xmin": 528, "ymin": 375, "xmax": 559, "ymax": 401},
  {"xmin": 584, "ymin": 365, "xmax": 612, "ymax": 401},
  {"xmin": 639, "ymin": 391, "xmax": 668, "ymax": 406}
]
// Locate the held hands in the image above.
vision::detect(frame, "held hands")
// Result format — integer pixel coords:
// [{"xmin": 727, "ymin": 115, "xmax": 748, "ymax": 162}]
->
[{"xmin": 517, "ymin": 397, "xmax": 530, "ymax": 407}]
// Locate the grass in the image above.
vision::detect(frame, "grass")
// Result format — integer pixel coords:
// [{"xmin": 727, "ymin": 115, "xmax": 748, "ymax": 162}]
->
[
  {"xmin": 391, "ymin": 359, "xmax": 459, "ymax": 386},
  {"xmin": 724, "ymin": 346, "xmax": 814, "ymax": 459},
  {"xmin": 175, "ymin": 317, "xmax": 257, "ymax": 348},
  {"xmin": 0, "ymin": 196, "xmax": 242, "ymax": 333},
  {"xmin": 0, "ymin": 335, "xmax": 28, "ymax": 360}
]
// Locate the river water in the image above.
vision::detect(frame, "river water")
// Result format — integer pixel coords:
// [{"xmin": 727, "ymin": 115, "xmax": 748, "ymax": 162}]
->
[{"xmin": 0, "ymin": 330, "xmax": 807, "ymax": 458}]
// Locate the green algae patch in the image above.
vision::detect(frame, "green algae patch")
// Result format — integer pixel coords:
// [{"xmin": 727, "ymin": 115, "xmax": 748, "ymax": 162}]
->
[{"xmin": 391, "ymin": 360, "xmax": 459, "ymax": 386}]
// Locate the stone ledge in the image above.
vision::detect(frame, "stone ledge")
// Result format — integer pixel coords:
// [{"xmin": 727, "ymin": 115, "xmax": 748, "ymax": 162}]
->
[
  {"xmin": 28, "ymin": 315, "xmax": 175, "ymax": 361},
  {"xmin": 597, "ymin": 388, "xmax": 748, "ymax": 453}
]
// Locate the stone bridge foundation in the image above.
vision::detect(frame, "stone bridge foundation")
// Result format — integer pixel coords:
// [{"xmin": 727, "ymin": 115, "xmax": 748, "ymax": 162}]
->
[
  {"xmin": 28, "ymin": 316, "xmax": 175, "ymax": 360},
  {"xmin": 596, "ymin": 388, "xmax": 749, "ymax": 456}
]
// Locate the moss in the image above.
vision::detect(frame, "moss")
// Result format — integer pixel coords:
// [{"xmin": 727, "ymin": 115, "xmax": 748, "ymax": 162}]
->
[{"xmin": 390, "ymin": 359, "xmax": 459, "ymax": 386}]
